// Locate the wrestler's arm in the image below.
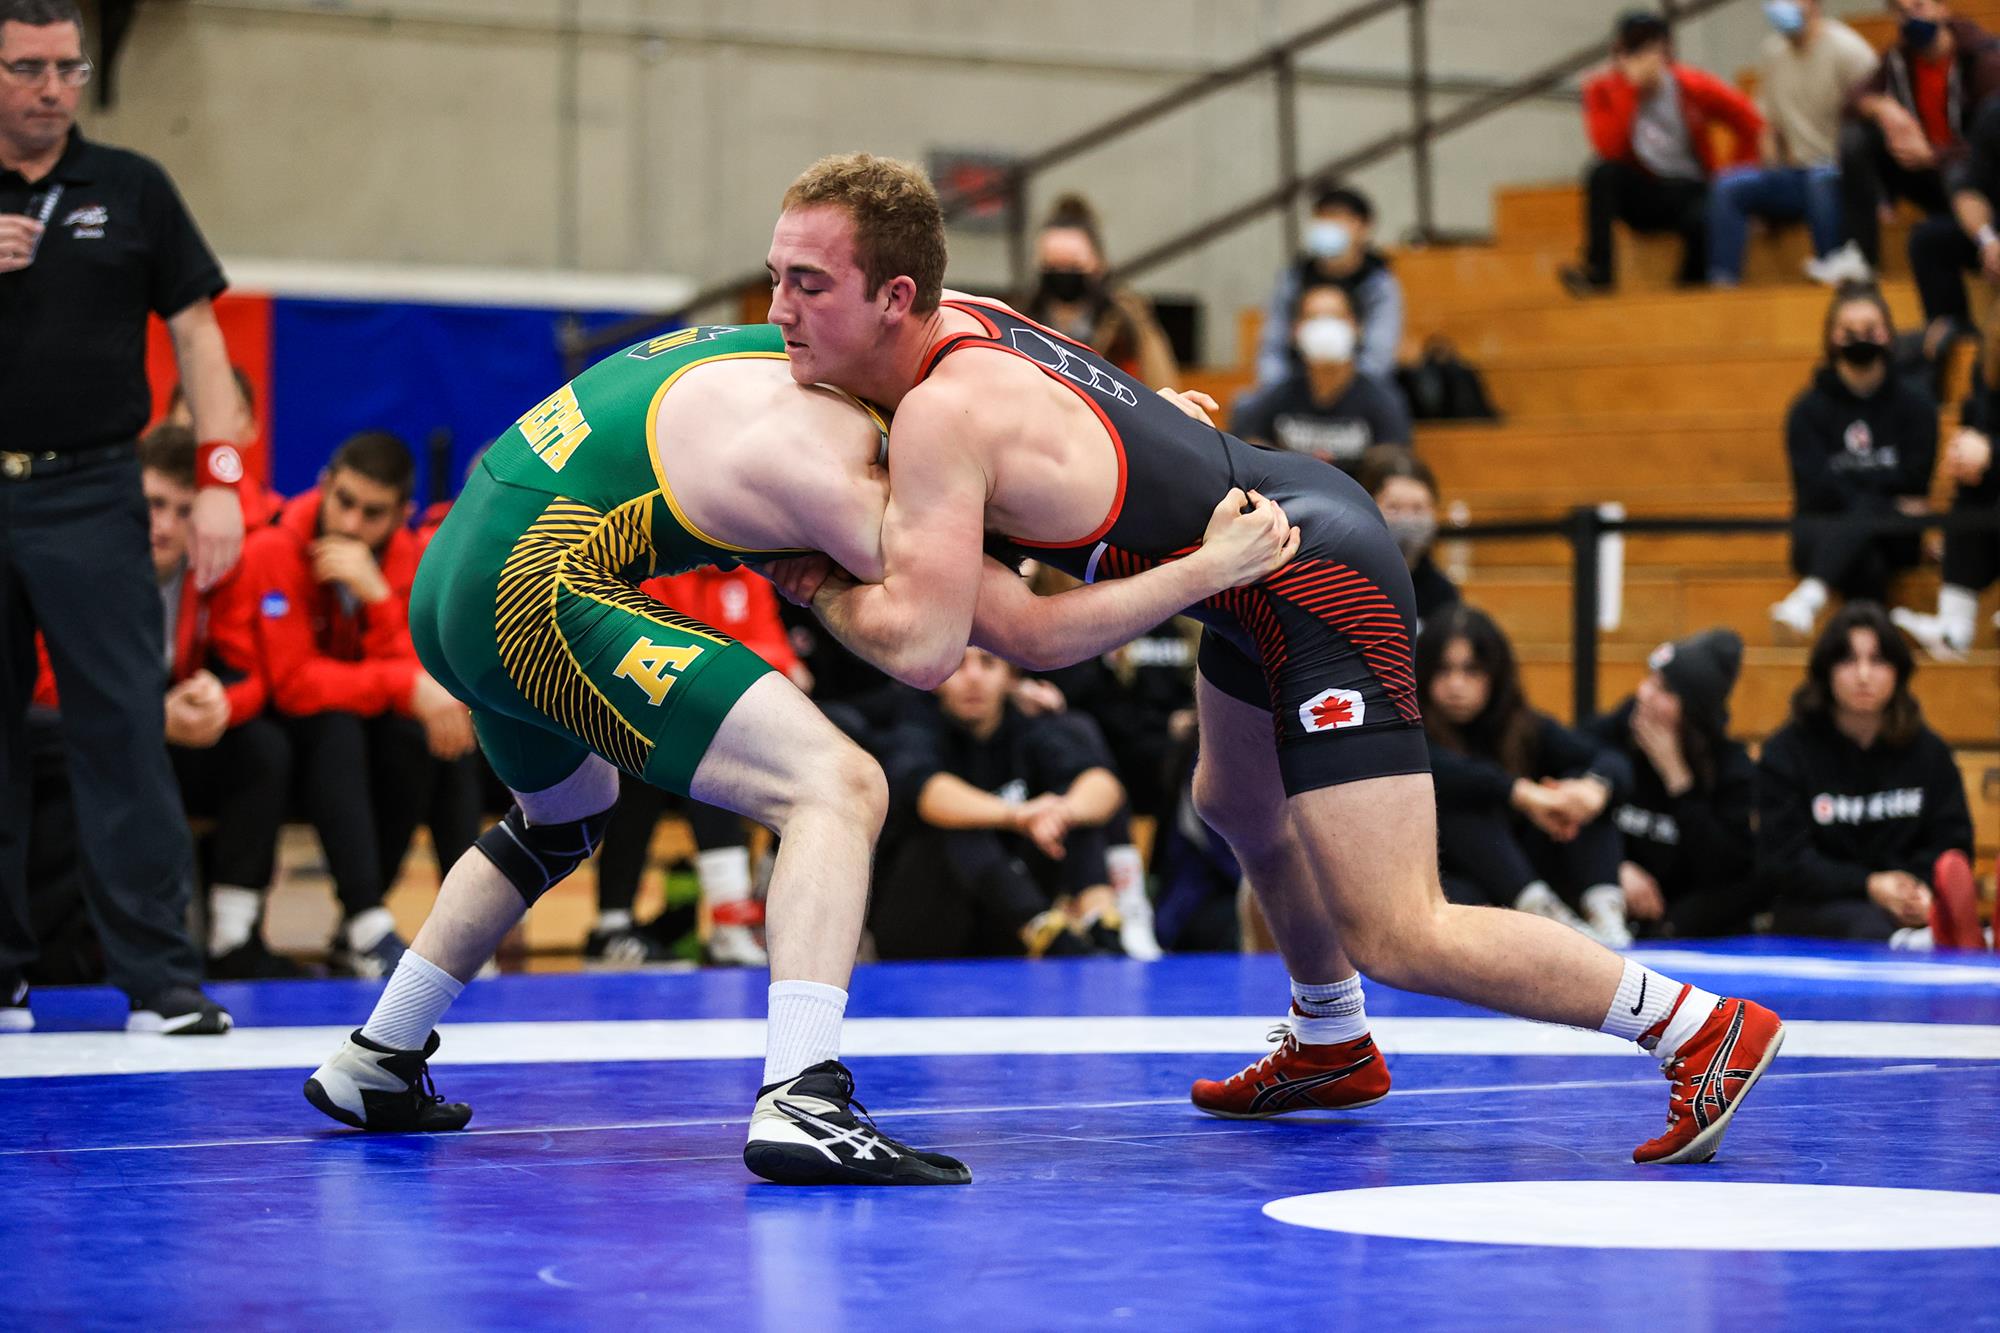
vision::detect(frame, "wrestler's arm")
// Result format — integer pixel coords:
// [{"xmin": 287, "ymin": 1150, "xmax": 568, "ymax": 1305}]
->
[
  {"xmin": 969, "ymin": 482, "xmax": 1294, "ymax": 672},
  {"xmin": 808, "ymin": 392, "xmax": 990, "ymax": 690}
]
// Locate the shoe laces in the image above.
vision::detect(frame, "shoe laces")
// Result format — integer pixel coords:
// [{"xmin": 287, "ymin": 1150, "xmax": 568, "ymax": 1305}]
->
[
  {"xmin": 1659, "ymin": 1055, "xmax": 1691, "ymax": 1131},
  {"xmin": 1227, "ymin": 1021, "xmax": 1299, "ymax": 1086}
]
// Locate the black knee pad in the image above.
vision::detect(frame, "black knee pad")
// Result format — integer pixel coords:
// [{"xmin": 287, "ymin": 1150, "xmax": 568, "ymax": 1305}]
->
[{"xmin": 474, "ymin": 802, "xmax": 614, "ymax": 906}]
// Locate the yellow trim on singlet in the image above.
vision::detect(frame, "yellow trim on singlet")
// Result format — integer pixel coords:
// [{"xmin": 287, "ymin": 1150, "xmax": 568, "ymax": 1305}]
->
[{"xmin": 643, "ymin": 349, "xmax": 812, "ymax": 556}]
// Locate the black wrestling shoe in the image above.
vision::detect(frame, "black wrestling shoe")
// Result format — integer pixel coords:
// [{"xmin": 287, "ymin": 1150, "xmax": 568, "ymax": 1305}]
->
[
  {"xmin": 304, "ymin": 1029, "xmax": 473, "ymax": 1132},
  {"xmin": 209, "ymin": 936, "xmax": 308, "ymax": 981},
  {"xmin": 127, "ymin": 985, "xmax": 232, "ymax": 1035},
  {"xmin": 744, "ymin": 1060, "xmax": 971, "ymax": 1186}
]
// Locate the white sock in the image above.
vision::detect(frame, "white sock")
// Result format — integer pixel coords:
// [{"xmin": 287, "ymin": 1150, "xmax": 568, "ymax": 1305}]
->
[
  {"xmin": 1291, "ymin": 975, "xmax": 1369, "ymax": 1044},
  {"xmin": 360, "ymin": 951, "xmax": 465, "ymax": 1051},
  {"xmin": 763, "ymin": 980, "xmax": 847, "ymax": 1087},
  {"xmin": 1599, "ymin": 958, "xmax": 1717, "ymax": 1052},
  {"xmin": 696, "ymin": 846, "xmax": 753, "ymax": 906},
  {"xmin": 345, "ymin": 906, "xmax": 398, "ymax": 953},
  {"xmin": 208, "ymin": 885, "xmax": 262, "ymax": 955},
  {"xmin": 1939, "ymin": 584, "xmax": 1979, "ymax": 644},
  {"xmin": 595, "ymin": 909, "xmax": 633, "ymax": 933},
  {"xmin": 1788, "ymin": 578, "xmax": 1829, "ymax": 614}
]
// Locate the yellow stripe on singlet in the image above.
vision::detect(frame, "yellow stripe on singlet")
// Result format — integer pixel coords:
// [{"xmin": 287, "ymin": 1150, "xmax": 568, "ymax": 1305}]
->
[{"xmin": 643, "ymin": 349, "xmax": 812, "ymax": 556}]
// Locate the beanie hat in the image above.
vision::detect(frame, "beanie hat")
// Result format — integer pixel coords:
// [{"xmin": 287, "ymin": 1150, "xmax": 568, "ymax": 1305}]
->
[{"xmin": 1647, "ymin": 627, "xmax": 1743, "ymax": 736}]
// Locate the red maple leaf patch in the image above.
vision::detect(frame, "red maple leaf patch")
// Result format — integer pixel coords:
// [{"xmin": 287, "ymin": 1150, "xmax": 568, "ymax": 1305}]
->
[{"xmin": 1310, "ymin": 694, "xmax": 1355, "ymax": 729}]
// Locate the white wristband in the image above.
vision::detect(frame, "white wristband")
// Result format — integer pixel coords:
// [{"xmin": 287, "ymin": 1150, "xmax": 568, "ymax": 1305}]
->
[{"xmin": 1978, "ymin": 225, "xmax": 1998, "ymax": 250}]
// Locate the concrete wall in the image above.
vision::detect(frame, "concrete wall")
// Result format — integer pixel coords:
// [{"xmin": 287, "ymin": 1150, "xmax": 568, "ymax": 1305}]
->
[{"xmin": 84, "ymin": 0, "xmax": 1786, "ymax": 359}]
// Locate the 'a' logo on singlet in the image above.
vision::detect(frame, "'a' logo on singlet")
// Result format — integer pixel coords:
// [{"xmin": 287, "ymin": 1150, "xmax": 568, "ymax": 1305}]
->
[{"xmin": 1007, "ymin": 328, "xmax": 1140, "ymax": 407}]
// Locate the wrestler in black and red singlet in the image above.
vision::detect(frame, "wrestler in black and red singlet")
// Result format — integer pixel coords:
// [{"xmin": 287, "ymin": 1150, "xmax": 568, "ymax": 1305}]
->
[{"xmin": 923, "ymin": 297, "xmax": 1428, "ymax": 795}]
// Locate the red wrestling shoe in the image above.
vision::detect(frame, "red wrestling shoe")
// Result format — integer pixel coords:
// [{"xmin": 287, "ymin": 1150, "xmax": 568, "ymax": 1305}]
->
[
  {"xmin": 1633, "ymin": 997, "xmax": 1784, "ymax": 1165},
  {"xmin": 1191, "ymin": 1017, "xmax": 1391, "ymax": 1119},
  {"xmin": 1929, "ymin": 850, "xmax": 1986, "ymax": 951}
]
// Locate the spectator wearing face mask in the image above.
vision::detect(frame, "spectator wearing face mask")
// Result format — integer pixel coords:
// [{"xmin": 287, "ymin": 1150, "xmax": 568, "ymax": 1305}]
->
[
  {"xmin": 1357, "ymin": 444, "xmax": 1459, "ymax": 630},
  {"xmin": 1770, "ymin": 282, "xmax": 1938, "ymax": 638},
  {"xmin": 1892, "ymin": 371, "xmax": 2000, "ymax": 658},
  {"xmin": 1018, "ymin": 193, "xmax": 1178, "ymax": 390},
  {"xmin": 1708, "ymin": 0, "xmax": 1878, "ymax": 287},
  {"xmin": 1819, "ymin": 0, "xmax": 2000, "ymax": 295},
  {"xmin": 1561, "ymin": 9, "xmax": 1764, "ymax": 294},
  {"xmin": 1230, "ymin": 282, "xmax": 1411, "ymax": 475},
  {"xmin": 1757, "ymin": 602, "xmax": 1979, "ymax": 948},
  {"xmin": 1255, "ymin": 181, "xmax": 1404, "ymax": 388},
  {"xmin": 1586, "ymin": 629, "xmax": 1763, "ymax": 939}
]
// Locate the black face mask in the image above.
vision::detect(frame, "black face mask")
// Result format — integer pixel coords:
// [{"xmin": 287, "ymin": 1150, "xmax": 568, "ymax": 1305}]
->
[
  {"xmin": 1901, "ymin": 17, "xmax": 1941, "ymax": 48},
  {"xmin": 1835, "ymin": 338, "xmax": 1889, "ymax": 368},
  {"xmin": 1036, "ymin": 268, "xmax": 1094, "ymax": 305}
]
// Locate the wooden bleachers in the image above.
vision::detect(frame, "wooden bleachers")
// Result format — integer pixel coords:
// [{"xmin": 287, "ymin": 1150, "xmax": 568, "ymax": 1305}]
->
[{"xmin": 1190, "ymin": 11, "xmax": 2000, "ymax": 884}]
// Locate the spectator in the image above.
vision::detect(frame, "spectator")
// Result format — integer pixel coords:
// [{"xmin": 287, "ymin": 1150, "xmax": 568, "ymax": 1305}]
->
[
  {"xmin": 1019, "ymin": 193, "xmax": 1178, "ymax": 389},
  {"xmin": 1357, "ymin": 444, "xmax": 1459, "ymax": 631},
  {"xmin": 1770, "ymin": 282, "xmax": 1937, "ymax": 637},
  {"xmin": 1893, "ymin": 379, "xmax": 1999, "ymax": 657},
  {"xmin": 1561, "ymin": 9, "xmax": 1764, "ymax": 294},
  {"xmin": 588, "ymin": 566, "xmax": 812, "ymax": 967},
  {"xmin": 1757, "ymin": 601, "xmax": 1979, "ymax": 947},
  {"xmin": 1912, "ymin": 96, "xmax": 2000, "ymax": 359},
  {"xmin": 1586, "ymin": 629, "xmax": 1763, "ymax": 939},
  {"xmin": 1417, "ymin": 605, "xmax": 1636, "ymax": 946},
  {"xmin": 872, "ymin": 647, "xmax": 1128, "ymax": 959},
  {"xmin": 2, "ymin": 0, "xmax": 246, "ymax": 1035},
  {"xmin": 1708, "ymin": 0, "xmax": 1878, "ymax": 286},
  {"xmin": 241, "ymin": 430, "xmax": 475, "ymax": 977},
  {"xmin": 1823, "ymin": 0, "xmax": 2000, "ymax": 291},
  {"xmin": 1230, "ymin": 282, "xmax": 1411, "ymax": 474},
  {"xmin": 1255, "ymin": 180, "xmax": 1403, "ymax": 387}
]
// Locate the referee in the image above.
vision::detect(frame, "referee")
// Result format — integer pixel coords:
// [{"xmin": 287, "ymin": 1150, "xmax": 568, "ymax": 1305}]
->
[{"xmin": 0, "ymin": 0, "xmax": 243, "ymax": 1034}]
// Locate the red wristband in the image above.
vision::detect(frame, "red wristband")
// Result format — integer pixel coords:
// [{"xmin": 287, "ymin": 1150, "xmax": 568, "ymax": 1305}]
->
[{"xmin": 196, "ymin": 441, "xmax": 245, "ymax": 489}]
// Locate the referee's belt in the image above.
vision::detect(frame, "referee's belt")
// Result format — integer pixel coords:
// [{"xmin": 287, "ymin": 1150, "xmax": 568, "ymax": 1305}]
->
[{"xmin": 0, "ymin": 441, "xmax": 134, "ymax": 481}]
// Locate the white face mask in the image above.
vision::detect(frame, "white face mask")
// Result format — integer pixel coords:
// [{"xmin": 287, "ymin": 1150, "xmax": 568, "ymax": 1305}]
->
[
  {"xmin": 1297, "ymin": 316, "xmax": 1356, "ymax": 365},
  {"xmin": 1306, "ymin": 219, "xmax": 1353, "ymax": 261}
]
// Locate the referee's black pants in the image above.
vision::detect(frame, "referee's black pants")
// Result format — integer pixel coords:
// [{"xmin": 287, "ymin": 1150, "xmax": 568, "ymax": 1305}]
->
[{"xmin": 0, "ymin": 453, "xmax": 203, "ymax": 999}]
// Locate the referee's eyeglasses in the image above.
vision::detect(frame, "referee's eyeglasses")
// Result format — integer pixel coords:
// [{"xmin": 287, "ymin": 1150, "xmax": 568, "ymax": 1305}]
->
[{"xmin": 0, "ymin": 58, "xmax": 93, "ymax": 88}]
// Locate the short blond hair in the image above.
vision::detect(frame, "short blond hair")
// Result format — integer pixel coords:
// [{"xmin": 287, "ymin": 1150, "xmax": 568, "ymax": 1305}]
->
[{"xmin": 782, "ymin": 153, "xmax": 947, "ymax": 312}]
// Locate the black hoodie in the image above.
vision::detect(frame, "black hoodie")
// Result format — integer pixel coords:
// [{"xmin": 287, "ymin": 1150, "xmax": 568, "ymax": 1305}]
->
[
  {"xmin": 1756, "ymin": 712, "xmax": 1972, "ymax": 905},
  {"xmin": 1784, "ymin": 365, "xmax": 1937, "ymax": 517},
  {"xmin": 1586, "ymin": 699, "xmax": 1756, "ymax": 901}
]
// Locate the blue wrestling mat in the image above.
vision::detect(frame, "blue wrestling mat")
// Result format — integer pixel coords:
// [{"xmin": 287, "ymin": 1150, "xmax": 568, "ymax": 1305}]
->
[{"xmin": 5, "ymin": 942, "xmax": 1999, "ymax": 1330}]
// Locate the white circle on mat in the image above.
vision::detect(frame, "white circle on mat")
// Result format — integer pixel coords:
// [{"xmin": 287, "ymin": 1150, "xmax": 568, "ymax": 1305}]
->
[{"xmin": 1263, "ymin": 1182, "xmax": 2000, "ymax": 1251}]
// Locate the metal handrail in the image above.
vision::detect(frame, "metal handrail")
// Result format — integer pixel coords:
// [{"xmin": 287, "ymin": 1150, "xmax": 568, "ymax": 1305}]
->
[
  {"xmin": 566, "ymin": 0, "xmax": 1720, "ymax": 372},
  {"xmin": 1448, "ymin": 507, "xmax": 2000, "ymax": 726}
]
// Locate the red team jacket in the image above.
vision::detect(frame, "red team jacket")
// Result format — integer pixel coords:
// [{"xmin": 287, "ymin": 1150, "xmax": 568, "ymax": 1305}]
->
[
  {"xmin": 1582, "ymin": 64, "xmax": 1764, "ymax": 177},
  {"xmin": 239, "ymin": 488, "xmax": 424, "ymax": 718}
]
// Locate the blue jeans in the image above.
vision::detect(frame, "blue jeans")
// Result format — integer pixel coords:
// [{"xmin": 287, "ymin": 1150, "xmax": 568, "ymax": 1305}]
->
[{"xmin": 1706, "ymin": 164, "xmax": 1841, "ymax": 284}]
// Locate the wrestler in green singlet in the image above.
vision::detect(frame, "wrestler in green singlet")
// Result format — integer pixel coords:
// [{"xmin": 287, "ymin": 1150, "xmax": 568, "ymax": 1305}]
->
[{"xmin": 411, "ymin": 324, "xmax": 864, "ymax": 796}]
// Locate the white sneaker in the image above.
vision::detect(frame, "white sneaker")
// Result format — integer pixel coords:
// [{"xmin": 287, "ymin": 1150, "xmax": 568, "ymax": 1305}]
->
[
  {"xmin": 1514, "ymin": 883, "xmax": 1594, "ymax": 935},
  {"xmin": 706, "ymin": 922, "xmax": 768, "ymax": 968},
  {"xmin": 1805, "ymin": 242, "xmax": 1871, "ymax": 287},
  {"xmin": 1115, "ymin": 884, "xmax": 1163, "ymax": 962},
  {"xmin": 1770, "ymin": 595, "xmax": 1817, "ymax": 640},
  {"xmin": 1581, "ymin": 886, "xmax": 1634, "ymax": 949},
  {"xmin": 1890, "ymin": 607, "xmax": 1971, "ymax": 661}
]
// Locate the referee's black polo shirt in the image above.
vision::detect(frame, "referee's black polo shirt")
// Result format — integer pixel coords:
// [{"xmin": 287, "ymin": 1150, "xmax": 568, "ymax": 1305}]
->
[{"xmin": 0, "ymin": 129, "xmax": 226, "ymax": 455}]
